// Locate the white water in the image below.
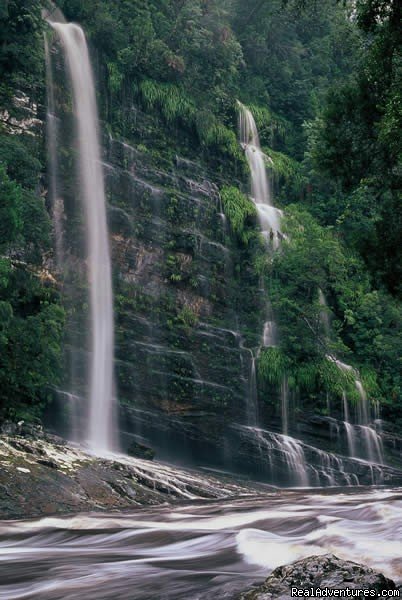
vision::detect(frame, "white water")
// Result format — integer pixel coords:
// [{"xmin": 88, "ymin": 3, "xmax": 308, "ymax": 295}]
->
[
  {"xmin": 328, "ymin": 356, "xmax": 384, "ymax": 464},
  {"xmin": 47, "ymin": 19, "xmax": 115, "ymax": 454},
  {"xmin": 237, "ymin": 102, "xmax": 285, "ymax": 433},
  {"xmin": 263, "ymin": 320, "xmax": 277, "ymax": 347},
  {"xmin": 1, "ymin": 489, "xmax": 401, "ymax": 599},
  {"xmin": 238, "ymin": 102, "xmax": 282, "ymax": 241},
  {"xmin": 318, "ymin": 288, "xmax": 331, "ymax": 337},
  {"xmin": 248, "ymin": 354, "xmax": 258, "ymax": 426}
]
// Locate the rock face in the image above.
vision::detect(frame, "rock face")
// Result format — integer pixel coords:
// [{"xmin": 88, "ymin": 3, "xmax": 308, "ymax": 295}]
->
[
  {"xmin": 240, "ymin": 554, "xmax": 396, "ymax": 599},
  {"xmin": 0, "ymin": 430, "xmax": 259, "ymax": 520}
]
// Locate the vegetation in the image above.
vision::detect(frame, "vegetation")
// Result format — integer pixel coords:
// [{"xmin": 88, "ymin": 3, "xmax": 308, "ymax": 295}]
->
[
  {"xmin": 0, "ymin": 0, "xmax": 400, "ymax": 429},
  {"xmin": 221, "ymin": 186, "xmax": 257, "ymax": 245}
]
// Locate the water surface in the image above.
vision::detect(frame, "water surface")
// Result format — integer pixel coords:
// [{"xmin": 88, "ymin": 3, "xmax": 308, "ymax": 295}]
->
[{"xmin": 1, "ymin": 488, "xmax": 401, "ymax": 599}]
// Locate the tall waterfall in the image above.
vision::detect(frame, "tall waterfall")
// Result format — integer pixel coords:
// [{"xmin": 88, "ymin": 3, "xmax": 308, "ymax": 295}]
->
[
  {"xmin": 238, "ymin": 102, "xmax": 284, "ymax": 429},
  {"xmin": 46, "ymin": 17, "xmax": 115, "ymax": 454}
]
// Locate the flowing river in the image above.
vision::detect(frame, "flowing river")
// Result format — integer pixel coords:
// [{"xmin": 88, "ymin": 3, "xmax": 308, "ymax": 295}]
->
[{"xmin": 1, "ymin": 487, "xmax": 401, "ymax": 599}]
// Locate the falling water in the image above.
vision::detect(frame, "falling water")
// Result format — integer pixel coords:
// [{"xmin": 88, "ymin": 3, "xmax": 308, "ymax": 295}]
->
[
  {"xmin": 46, "ymin": 17, "xmax": 115, "ymax": 454},
  {"xmin": 318, "ymin": 288, "xmax": 331, "ymax": 338},
  {"xmin": 263, "ymin": 320, "xmax": 277, "ymax": 347},
  {"xmin": 343, "ymin": 392, "xmax": 357, "ymax": 457},
  {"xmin": 238, "ymin": 102, "xmax": 282, "ymax": 241},
  {"xmin": 328, "ymin": 357, "xmax": 383, "ymax": 464},
  {"xmin": 237, "ymin": 102, "xmax": 284, "ymax": 429},
  {"xmin": 248, "ymin": 353, "xmax": 258, "ymax": 426}
]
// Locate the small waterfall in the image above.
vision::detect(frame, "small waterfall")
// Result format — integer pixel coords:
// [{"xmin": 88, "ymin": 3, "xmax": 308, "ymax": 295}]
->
[
  {"xmin": 238, "ymin": 102, "xmax": 282, "ymax": 243},
  {"xmin": 343, "ymin": 392, "xmax": 357, "ymax": 457},
  {"xmin": 46, "ymin": 15, "xmax": 116, "ymax": 454},
  {"xmin": 318, "ymin": 288, "xmax": 331, "ymax": 337},
  {"xmin": 248, "ymin": 353, "xmax": 258, "ymax": 426},
  {"xmin": 329, "ymin": 357, "xmax": 383, "ymax": 464},
  {"xmin": 263, "ymin": 320, "xmax": 277, "ymax": 347}
]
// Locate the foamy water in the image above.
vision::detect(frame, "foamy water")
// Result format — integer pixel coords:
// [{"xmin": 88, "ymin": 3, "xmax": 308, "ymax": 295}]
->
[{"xmin": 0, "ymin": 488, "xmax": 401, "ymax": 599}]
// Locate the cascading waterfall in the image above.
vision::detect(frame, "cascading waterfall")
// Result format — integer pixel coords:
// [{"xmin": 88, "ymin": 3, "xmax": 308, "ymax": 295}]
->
[
  {"xmin": 235, "ymin": 106, "xmax": 389, "ymax": 485},
  {"xmin": 45, "ymin": 13, "xmax": 116, "ymax": 454},
  {"xmin": 317, "ymin": 289, "xmax": 384, "ymax": 466},
  {"xmin": 248, "ymin": 354, "xmax": 259, "ymax": 426},
  {"xmin": 237, "ymin": 102, "xmax": 309, "ymax": 472},
  {"xmin": 327, "ymin": 354, "xmax": 383, "ymax": 464},
  {"xmin": 238, "ymin": 102, "xmax": 285, "ymax": 428},
  {"xmin": 238, "ymin": 102, "xmax": 282, "ymax": 242}
]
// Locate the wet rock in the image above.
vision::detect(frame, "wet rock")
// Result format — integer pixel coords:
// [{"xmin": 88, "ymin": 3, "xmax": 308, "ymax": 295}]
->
[
  {"xmin": 0, "ymin": 432, "xmax": 255, "ymax": 519},
  {"xmin": 127, "ymin": 440, "xmax": 155, "ymax": 460},
  {"xmin": 240, "ymin": 554, "xmax": 396, "ymax": 599}
]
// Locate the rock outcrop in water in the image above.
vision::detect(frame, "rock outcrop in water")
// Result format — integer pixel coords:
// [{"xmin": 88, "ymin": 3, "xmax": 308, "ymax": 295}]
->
[{"xmin": 240, "ymin": 554, "xmax": 397, "ymax": 599}]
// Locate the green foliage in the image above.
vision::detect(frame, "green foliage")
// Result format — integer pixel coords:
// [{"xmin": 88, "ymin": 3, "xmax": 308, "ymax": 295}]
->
[
  {"xmin": 176, "ymin": 306, "xmax": 199, "ymax": 334},
  {"xmin": 258, "ymin": 348, "xmax": 356, "ymax": 399},
  {"xmin": 0, "ymin": 0, "xmax": 44, "ymax": 90},
  {"xmin": 0, "ymin": 267, "xmax": 65, "ymax": 421},
  {"xmin": 139, "ymin": 80, "xmax": 196, "ymax": 125},
  {"xmin": 258, "ymin": 347, "xmax": 288, "ymax": 385},
  {"xmin": 0, "ymin": 164, "xmax": 23, "ymax": 248},
  {"xmin": 304, "ymin": 0, "xmax": 402, "ymax": 296},
  {"xmin": 221, "ymin": 185, "xmax": 257, "ymax": 245},
  {"xmin": 264, "ymin": 147, "xmax": 305, "ymax": 192},
  {"xmin": 0, "ymin": 136, "xmax": 42, "ymax": 189}
]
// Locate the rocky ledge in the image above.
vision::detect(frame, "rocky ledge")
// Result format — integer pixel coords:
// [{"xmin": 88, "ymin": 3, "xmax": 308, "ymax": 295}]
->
[
  {"xmin": 0, "ymin": 424, "xmax": 259, "ymax": 519},
  {"xmin": 240, "ymin": 554, "xmax": 398, "ymax": 599}
]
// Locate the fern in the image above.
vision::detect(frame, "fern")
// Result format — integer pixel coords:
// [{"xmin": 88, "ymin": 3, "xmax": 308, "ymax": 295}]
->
[
  {"xmin": 139, "ymin": 80, "xmax": 196, "ymax": 125},
  {"xmin": 220, "ymin": 185, "xmax": 257, "ymax": 245},
  {"xmin": 258, "ymin": 347, "xmax": 288, "ymax": 385}
]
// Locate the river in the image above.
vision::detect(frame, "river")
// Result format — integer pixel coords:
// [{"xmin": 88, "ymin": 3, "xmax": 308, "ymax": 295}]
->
[{"xmin": 0, "ymin": 487, "xmax": 401, "ymax": 599}]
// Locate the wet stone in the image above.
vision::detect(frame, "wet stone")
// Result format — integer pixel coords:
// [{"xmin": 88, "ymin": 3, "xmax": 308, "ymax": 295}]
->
[{"xmin": 240, "ymin": 554, "xmax": 396, "ymax": 600}]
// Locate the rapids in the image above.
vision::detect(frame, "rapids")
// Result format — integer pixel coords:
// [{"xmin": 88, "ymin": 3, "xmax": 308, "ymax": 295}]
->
[{"xmin": 1, "ymin": 488, "xmax": 401, "ymax": 599}]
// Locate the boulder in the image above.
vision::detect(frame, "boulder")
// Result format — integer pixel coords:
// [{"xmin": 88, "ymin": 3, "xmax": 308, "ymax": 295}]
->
[
  {"xmin": 240, "ymin": 554, "xmax": 396, "ymax": 599},
  {"xmin": 127, "ymin": 440, "xmax": 155, "ymax": 461}
]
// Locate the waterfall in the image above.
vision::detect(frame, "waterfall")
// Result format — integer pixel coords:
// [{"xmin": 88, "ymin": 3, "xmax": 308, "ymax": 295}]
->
[
  {"xmin": 238, "ymin": 102, "xmax": 282, "ymax": 244},
  {"xmin": 46, "ymin": 16, "xmax": 116, "ymax": 455},
  {"xmin": 318, "ymin": 288, "xmax": 331, "ymax": 338},
  {"xmin": 248, "ymin": 353, "xmax": 258, "ymax": 426},
  {"xmin": 343, "ymin": 392, "xmax": 357, "ymax": 457},
  {"xmin": 263, "ymin": 320, "xmax": 277, "ymax": 347},
  {"xmin": 237, "ymin": 101, "xmax": 285, "ymax": 433},
  {"xmin": 328, "ymin": 357, "xmax": 383, "ymax": 464}
]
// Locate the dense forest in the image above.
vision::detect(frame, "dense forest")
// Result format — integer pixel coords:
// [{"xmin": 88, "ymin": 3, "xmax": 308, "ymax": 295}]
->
[{"xmin": 0, "ymin": 0, "xmax": 401, "ymax": 430}]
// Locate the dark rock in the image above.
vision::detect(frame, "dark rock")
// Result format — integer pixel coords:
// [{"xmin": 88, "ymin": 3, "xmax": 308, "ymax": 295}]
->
[
  {"xmin": 240, "ymin": 554, "xmax": 396, "ymax": 599},
  {"xmin": 127, "ymin": 440, "xmax": 155, "ymax": 461},
  {"xmin": 36, "ymin": 458, "xmax": 59, "ymax": 469}
]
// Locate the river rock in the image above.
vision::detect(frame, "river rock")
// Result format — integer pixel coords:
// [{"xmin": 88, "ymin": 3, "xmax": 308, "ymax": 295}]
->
[
  {"xmin": 0, "ymin": 432, "xmax": 257, "ymax": 519},
  {"xmin": 240, "ymin": 554, "xmax": 396, "ymax": 599}
]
